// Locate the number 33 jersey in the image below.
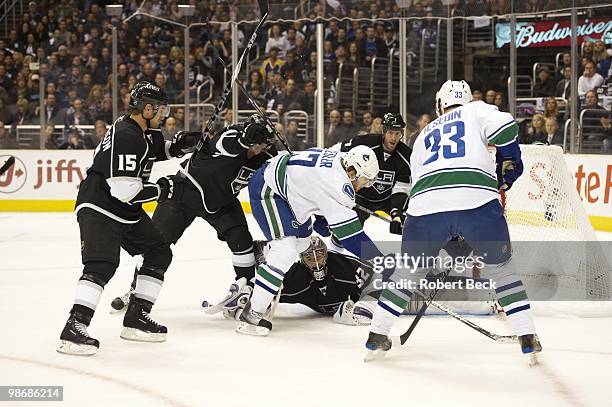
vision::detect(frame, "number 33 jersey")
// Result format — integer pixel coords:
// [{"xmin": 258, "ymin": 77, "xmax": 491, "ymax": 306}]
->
[{"xmin": 408, "ymin": 101, "xmax": 518, "ymax": 216}]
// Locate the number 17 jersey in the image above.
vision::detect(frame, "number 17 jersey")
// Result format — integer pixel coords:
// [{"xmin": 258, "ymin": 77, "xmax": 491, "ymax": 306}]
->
[{"xmin": 408, "ymin": 101, "xmax": 518, "ymax": 216}]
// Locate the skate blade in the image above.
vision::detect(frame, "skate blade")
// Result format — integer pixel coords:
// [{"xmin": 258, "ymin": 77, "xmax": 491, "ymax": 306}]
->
[
  {"xmin": 120, "ymin": 327, "xmax": 167, "ymax": 342},
  {"xmin": 109, "ymin": 305, "xmax": 127, "ymax": 315},
  {"xmin": 364, "ymin": 348, "xmax": 388, "ymax": 362},
  {"xmin": 235, "ymin": 322, "xmax": 270, "ymax": 336},
  {"xmin": 56, "ymin": 340, "xmax": 97, "ymax": 356}
]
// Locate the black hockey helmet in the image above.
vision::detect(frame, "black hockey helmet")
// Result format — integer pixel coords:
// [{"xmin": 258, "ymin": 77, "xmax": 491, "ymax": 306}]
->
[
  {"xmin": 382, "ymin": 113, "xmax": 406, "ymax": 134},
  {"xmin": 129, "ymin": 81, "xmax": 170, "ymax": 118},
  {"xmin": 299, "ymin": 236, "xmax": 328, "ymax": 281}
]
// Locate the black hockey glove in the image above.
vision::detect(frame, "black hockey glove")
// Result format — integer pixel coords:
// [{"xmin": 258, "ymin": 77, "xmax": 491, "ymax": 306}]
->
[
  {"xmin": 242, "ymin": 119, "xmax": 275, "ymax": 147},
  {"xmin": 169, "ymin": 131, "xmax": 200, "ymax": 158},
  {"xmin": 156, "ymin": 176, "xmax": 178, "ymax": 202},
  {"xmin": 389, "ymin": 208, "xmax": 405, "ymax": 235}
]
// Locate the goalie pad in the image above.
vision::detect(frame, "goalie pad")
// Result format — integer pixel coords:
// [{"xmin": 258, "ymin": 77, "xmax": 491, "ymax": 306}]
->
[{"xmin": 333, "ymin": 300, "xmax": 376, "ymax": 325}]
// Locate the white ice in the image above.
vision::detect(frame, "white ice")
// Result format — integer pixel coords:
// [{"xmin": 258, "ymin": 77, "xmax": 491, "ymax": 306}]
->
[{"xmin": 0, "ymin": 212, "xmax": 611, "ymax": 407}]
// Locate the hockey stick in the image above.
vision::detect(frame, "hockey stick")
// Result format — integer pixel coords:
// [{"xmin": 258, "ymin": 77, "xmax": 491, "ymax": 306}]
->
[
  {"xmin": 393, "ymin": 266, "xmax": 452, "ymax": 346},
  {"xmin": 195, "ymin": 0, "xmax": 269, "ymax": 152},
  {"xmin": 0, "ymin": 156, "xmax": 15, "ymax": 177},
  {"xmin": 411, "ymin": 289, "xmax": 518, "ymax": 344},
  {"xmin": 354, "ymin": 203, "xmax": 391, "ymax": 224},
  {"xmin": 202, "ymin": 20, "xmax": 293, "ymax": 154}
]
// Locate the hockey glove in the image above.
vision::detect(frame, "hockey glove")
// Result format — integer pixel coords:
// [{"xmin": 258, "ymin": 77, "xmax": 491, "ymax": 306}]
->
[
  {"xmin": 169, "ymin": 131, "xmax": 200, "ymax": 158},
  {"xmin": 495, "ymin": 139, "xmax": 523, "ymax": 191},
  {"xmin": 156, "ymin": 177, "xmax": 174, "ymax": 202},
  {"xmin": 242, "ymin": 119, "xmax": 275, "ymax": 147},
  {"xmin": 389, "ymin": 208, "xmax": 405, "ymax": 235},
  {"xmin": 313, "ymin": 215, "xmax": 331, "ymax": 237}
]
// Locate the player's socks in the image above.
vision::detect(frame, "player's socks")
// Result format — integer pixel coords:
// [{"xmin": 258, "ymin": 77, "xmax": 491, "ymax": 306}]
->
[
  {"xmin": 73, "ymin": 278, "xmax": 103, "ymax": 313},
  {"xmin": 133, "ymin": 267, "xmax": 164, "ymax": 305},
  {"xmin": 370, "ymin": 287, "xmax": 412, "ymax": 336},
  {"xmin": 251, "ymin": 263, "xmax": 284, "ymax": 314},
  {"xmin": 232, "ymin": 245, "xmax": 256, "ymax": 283},
  {"xmin": 121, "ymin": 297, "xmax": 167, "ymax": 342},
  {"xmin": 57, "ymin": 311, "xmax": 99, "ymax": 356}
]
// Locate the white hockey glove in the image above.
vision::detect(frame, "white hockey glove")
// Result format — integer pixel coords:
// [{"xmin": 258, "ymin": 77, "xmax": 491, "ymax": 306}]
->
[{"xmin": 332, "ymin": 300, "xmax": 376, "ymax": 326}]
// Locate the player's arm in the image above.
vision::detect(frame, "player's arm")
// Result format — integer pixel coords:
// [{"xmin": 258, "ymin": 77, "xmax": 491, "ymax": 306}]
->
[
  {"xmin": 150, "ymin": 128, "xmax": 200, "ymax": 161},
  {"xmin": 481, "ymin": 108, "xmax": 523, "ymax": 191},
  {"xmin": 106, "ymin": 129, "xmax": 171, "ymax": 204},
  {"xmin": 337, "ymin": 135, "xmax": 370, "ymax": 152},
  {"xmin": 388, "ymin": 145, "xmax": 412, "ymax": 234}
]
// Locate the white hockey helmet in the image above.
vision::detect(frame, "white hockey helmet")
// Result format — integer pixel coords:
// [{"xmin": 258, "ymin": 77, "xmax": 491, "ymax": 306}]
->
[
  {"xmin": 342, "ymin": 145, "xmax": 379, "ymax": 187},
  {"xmin": 435, "ymin": 80, "xmax": 472, "ymax": 117}
]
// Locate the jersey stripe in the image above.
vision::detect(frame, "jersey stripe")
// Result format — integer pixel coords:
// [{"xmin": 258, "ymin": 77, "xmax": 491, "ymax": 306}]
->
[
  {"xmin": 274, "ymin": 154, "xmax": 290, "ymax": 199},
  {"xmin": 411, "ymin": 184, "xmax": 499, "ymax": 200},
  {"xmin": 411, "ymin": 170, "xmax": 498, "ymax": 197},
  {"xmin": 330, "ymin": 217, "xmax": 362, "ymax": 240},
  {"xmin": 488, "ymin": 122, "xmax": 518, "ymax": 146}
]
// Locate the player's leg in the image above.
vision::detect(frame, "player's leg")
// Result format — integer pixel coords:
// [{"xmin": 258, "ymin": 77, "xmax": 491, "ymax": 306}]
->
[
  {"xmin": 110, "ymin": 199, "xmax": 195, "ymax": 313},
  {"xmin": 57, "ymin": 208, "xmax": 123, "ymax": 355},
  {"xmin": 366, "ymin": 212, "xmax": 448, "ymax": 356},
  {"xmin": 459, "ymin": 199, "xmax": 541, "ymax": 359},
  {"xmin": 119, "ymin": 212, "xmax": 173, "ymax": 342},
  {"xmin": 202, "ymin": 199, "xmax": 256, "ymax": 316}
]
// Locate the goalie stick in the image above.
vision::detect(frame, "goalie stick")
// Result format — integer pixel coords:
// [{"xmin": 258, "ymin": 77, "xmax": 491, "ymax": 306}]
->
[
  {"xmin": 0, "ymin": 155, "xmax": 15, "ymax": 177},
  {"xmin": 194, "ymin": 0, "xmax": 269, "ymax": 153},
  {"xmin": 202, "ymin": 19, "xmax": 294, "ymax": 154}
]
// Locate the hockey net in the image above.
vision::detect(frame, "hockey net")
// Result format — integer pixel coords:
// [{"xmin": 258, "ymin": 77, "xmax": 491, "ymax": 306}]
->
[{"xmin": 503, "ymin": 145, "xmax": 612, "ymax": 314}]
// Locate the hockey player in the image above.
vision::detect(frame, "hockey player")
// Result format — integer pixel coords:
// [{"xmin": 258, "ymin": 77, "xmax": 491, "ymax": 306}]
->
[
  {"xmin": 110, "ymin": 114, "xmax": 277, "ymax": 313},
  {"xmin": 365, "ymin": 80, "xmax": 541, "ymax": 363},
  {"xmin": 237, "ymin": 145, "xmax": 385, "ymax": 336},
  {"xmin": 335, "ymin": 113, "xmax": 412, "ymax": 235},
  {"xmin": 57, "ymin": 81, "xmax": 198, "ymax": 356}
]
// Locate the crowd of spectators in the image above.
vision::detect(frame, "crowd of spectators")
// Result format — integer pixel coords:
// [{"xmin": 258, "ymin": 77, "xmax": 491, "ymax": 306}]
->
[{"xmin": 0, "ymin": 0, "xmax": 609, "ymax": 152}]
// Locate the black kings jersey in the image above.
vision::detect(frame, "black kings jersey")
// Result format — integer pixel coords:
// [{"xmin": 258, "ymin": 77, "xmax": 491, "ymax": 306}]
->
[
  {"xmin": 76, "ymin": 116, "xmax": 170, "ymax": 223},
  {"xmin": 280, "ymin": 252, "xmax": 369, "ymax": 314},
  {"xmin": 182, "ymin": 125, "xmax": 277, "ymax": 214},
  {"xmin": 339, "ymin": 134, "xmax": 412, "ymax": 210}
]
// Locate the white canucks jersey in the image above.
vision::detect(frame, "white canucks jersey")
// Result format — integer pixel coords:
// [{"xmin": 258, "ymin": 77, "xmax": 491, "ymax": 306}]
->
[
  {"xmin": 408, "ymin": 101, "xmax": 518, "ymax": 216},
  {"xmin": 263, "ymin": 149, "xmax": 363, "ymax": 240}
]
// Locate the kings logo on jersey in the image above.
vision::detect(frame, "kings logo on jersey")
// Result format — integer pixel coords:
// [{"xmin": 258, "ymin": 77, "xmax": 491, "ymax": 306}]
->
[
  {"xmin": 372, "ymin": 170, "xmax": 395, "ymax": 194},
  {"xmin": 231, "ymin": 166, "xmax": 256, "ymax": 194}
]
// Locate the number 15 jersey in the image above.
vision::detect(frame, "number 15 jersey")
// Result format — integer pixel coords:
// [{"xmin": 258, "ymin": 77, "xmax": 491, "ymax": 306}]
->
[{"xmin": 408, "ymin": 101, "xmax": 518, "ymax": 216}]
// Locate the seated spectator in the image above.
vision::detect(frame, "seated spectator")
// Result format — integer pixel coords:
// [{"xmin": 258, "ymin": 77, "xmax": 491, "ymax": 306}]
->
[
  {"xmin": 543, "ymin": 96, "xmax": 563, "ymax": 122},
  {"xmin": 265, "ymin": 24, "xmax": 289, "ymax": 58},
  {"xmin": 360, "ymin": 111, "xmax": 374, "ymax": 134},
  {"xmin": 583, "ymin": 89, "xmax": 604, "ymax": 111},
  {"xmin": 11, "ymin": 98, "xmax": 34, "ymax": 128},
  {"xmin": 347, "ymin": 42, "xmax": 362, "ymax": 66},
  {"xmin": 578, "ymin": 61, "xmax": 604, "ymax": 97},
  {"xmin": 241, "ymin": 86, "xmax": 267, "ymax": 110},
  {"xmin": 557, "ymin": 52, "xmax": 571, "ymax": 78},
  {"xmin": 601, "ymin": 114, "xmax": 612, "ymax": 152},
  {"xmin": 598, "ymin": 48, "xmax": 612, "ymax": 80},
  {"xmin": 360, "ymin": 25, "xmax": 387, "ymax": 65},
  {"xmin": 43, "ymin": 123, "xmax": 60, "ymax": 149},
  {"xmin": 59, "ymin": 126, "xmax": 85, "ymax": 149},
  {"xmin": 521, "ymin": 113, "xmax": 547, "ymax": 144},
  {"xmin": 370, "ymin": 117, "xmax": 383, "ymax": 134},
  {"xmin": 300, "ymin": 80, "xmax": 315, "ymax": 115},
  {"xmin": 592, "ymin": 41, "xmax": 607, "ymax": 68},
  {"xmin": 408, "ymin": 114, "xmax": 432, "ymax": 147},
  {"xmin": 329, "ymin": 45, "xmax": 347, "ymax": 80},
  {"xmin": 326, "ymin": 110, "xmax": 357, "ymax": 147},
  {"xmin": 260, "ymin": 47, "xmax": 285, "ymax": 83},
  {"xmin": 383, "ymin": 24, "xmax": 398, "ymax": 49},
  {"xmin": 533, "ymin": 66, "xmax": 556, "ymax": 97},
  {"xmin": 544, "ymin": 117, "xmax": 563, "ymax": 146},
  {"xmin": 166, "ymin": 62, "xmax": 185, "ymax": 103},
  {"xmin": 163, "ymin": 116, "xmax": 178, "ymax": 140},
  {"xmin": 472, "ymin": 90, "xmax": 483, "ymax": 101},
  {"xmin": 556, "ymin": 66, "xmax": 572, "ymax": 99},
  {"xmin": 94, "ymin": 96, "xmax": 113, "ymax": 125},
  {"xmin": 280, "ymin": 50, "xmax": 304, "ymax": 83},
  {"xmin": 323, "ymin": 41, "xmax": 335, "ymax": 64},
  {"xmin": 275, "ymin": 78, "xmax": 303, "ymax": 111},
  {"xmin": 484, "ymin": 89, "xmax": 497, "ymax": 105},
  {"xmin": 64, "ymin": 98, "xmax": 92, "ymax": 127},
  {"xmin": 91, "ymin": 120, "xmax": 107, "ymax": 147},
  {"xmin": 325, "ymin": 109, "xmax": 341, "ymax": 141},
  {"xmin": 285, "ymin": 120, "xmax": 306, "ymax": 151},
  {"xmin": 36, "ymin": 93, "xmax": 64, "ymax": 124},
  {"xmin": 494, "ymin": 92, "xmax": 507, "ymax": 112},
  {"xmin": 301, "ymin": 51, "xmax": 317, "ymax": 83}
]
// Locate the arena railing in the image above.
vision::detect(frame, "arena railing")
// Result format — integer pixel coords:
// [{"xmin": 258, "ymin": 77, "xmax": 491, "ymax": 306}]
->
[
  {"xmin": 15, "ymin": 125, "xmax": 96, "ymax": 149},
  {"xmin": 579, "ymin": 108, "xmax": 611, "ymax": 154}
]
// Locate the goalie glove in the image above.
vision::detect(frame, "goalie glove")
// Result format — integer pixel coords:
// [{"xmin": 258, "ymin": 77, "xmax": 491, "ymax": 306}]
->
[
  {"xmin": 169, "ymin": 130, "xmax": 200, "ymax": 158},
  {"xmin": 332, "ymin": 300, "xmax": 376, "ymax": 326},
  {"xmin": 389, "ymin": 208, "xmax": 405, "ymax": 235}
]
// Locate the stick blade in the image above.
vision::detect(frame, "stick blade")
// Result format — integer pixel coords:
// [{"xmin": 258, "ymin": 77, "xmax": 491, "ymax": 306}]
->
[{"xmin": 0, "ymin": 155, "xmax": 15, "ymax": 175}]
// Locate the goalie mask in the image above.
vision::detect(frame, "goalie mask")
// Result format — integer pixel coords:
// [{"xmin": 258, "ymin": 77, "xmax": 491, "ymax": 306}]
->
[
  {"xmin": 300, "ymin": 236, "xmax": 328, "ymax": 281},
  {"xmin": 129, "ymin": 81, "xmax": 170, "ymax": 119},
  {"xmin": 341, "ymin": 145, "xmax": 380, "ymax": 187},
  {"xmin": 435, "ymin": 80, "xmax": 472, "ymax": 117}
]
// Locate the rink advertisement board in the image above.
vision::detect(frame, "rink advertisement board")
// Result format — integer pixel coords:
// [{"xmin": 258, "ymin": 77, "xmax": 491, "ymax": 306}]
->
[{"xmin": 0, "ymin": 150, "xmax": 610, "ymax": 231}]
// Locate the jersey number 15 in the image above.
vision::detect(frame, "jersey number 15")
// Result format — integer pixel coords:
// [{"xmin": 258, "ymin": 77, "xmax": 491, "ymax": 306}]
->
[{"xmin": 423, "ymin": 121, "xmax": 465, "ymax": 165}]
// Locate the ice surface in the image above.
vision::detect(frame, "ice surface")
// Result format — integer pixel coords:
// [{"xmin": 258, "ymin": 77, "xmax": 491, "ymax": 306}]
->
[{"xmin": 0, "ymin": 212, "xmax": 610, "ymax": 407}]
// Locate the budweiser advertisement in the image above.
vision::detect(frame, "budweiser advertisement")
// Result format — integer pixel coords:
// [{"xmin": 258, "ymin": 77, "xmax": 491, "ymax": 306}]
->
[{"xmin": 496, "ymin": 17, "xmax": 612, "ymax": 48}]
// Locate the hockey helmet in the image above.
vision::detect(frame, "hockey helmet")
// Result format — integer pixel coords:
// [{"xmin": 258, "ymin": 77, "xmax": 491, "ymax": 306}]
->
[
  {"xmin": 129, "ymin": 81, "xmax": 170, "ymax": 118},
  {"xmin": 435, "ymin": 80, "xmax": 472, "ymax": 117},
  {"xmin": 342, "ymin": 145, "xmax": 380, "ymax": 187},
  {"xmin": 300, "ymin": 236, "xmax": 328, "ymax": 281},
  {"xmin": 382, "ymin": 112, "xmax": 406, "ymax": 134}
]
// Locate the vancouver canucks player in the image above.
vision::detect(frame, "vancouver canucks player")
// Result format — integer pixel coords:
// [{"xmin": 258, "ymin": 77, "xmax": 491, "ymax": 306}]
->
[
  {"xmin": 365, "ymin": 80, "xmax": 541, "ymax": 364},
  {"xmin": 237, "ymin": 145, "xmax": 384, "ymax": 335}
]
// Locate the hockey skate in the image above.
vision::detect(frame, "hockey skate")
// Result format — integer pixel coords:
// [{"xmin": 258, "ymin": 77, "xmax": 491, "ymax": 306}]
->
[
  {"xmin": 120, "ymin": 297, "xmax": 167, "ymax": 342},
  {"xmin": 57, "ymin": 312, "xmax": 100, "ymax": 356},
  {"xmin": 109, "ymin": 288, "xmax": 134, "ymax": 314},
  {"xmin": 364, "ymin": 332, "xmax": 392, "ymax": 362},
  {"xmin": 519, "ymin": 334, "xmax": 542, "ymax": 366},
  {"xmin": 202, "ymin": 277, "xmax": 252, "ymax": 315},
  {"xmin": 236, "ymin": 302, "xmax": 272, "ymax": 336}
]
